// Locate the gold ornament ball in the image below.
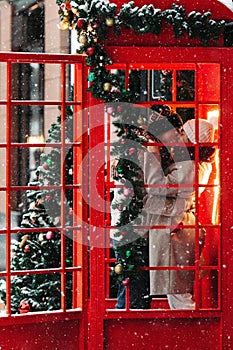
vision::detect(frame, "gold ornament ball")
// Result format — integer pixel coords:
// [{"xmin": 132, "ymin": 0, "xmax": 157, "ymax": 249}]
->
[
  {"xmin": 71, "ymin": 7, "xmax": 78, "ymax": 14},
  {"xmin": 59, "ymin": 20, "xmax": 70, "ymax": 30},
  {"xmin": 79, "ymin": 33, "xmax": 88, "ymax": 45},
  {"xmin": 114, "ymin": 263, "xmax": 123, "ymax": 275},
  {"xmin": 103, "ymin": 82, "xmax": 112, "ymax": 92},
  {"xmin": 106, "ymin": 17, "xmax": 114, "ymax": 27}
]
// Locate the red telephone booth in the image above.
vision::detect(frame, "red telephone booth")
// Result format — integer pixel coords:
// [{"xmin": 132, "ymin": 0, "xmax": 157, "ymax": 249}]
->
[
  {"xmin": 0, "ymin": 0, "xmax": 232, "ymax": 349},
  {"xmin": 85, "ymin": 1, "xmax": 233, "ymax": 348}
]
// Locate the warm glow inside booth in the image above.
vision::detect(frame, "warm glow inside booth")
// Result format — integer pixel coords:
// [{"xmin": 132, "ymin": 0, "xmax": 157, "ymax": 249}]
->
[
  {"xmin": 0, "ymin": 0, "xmax": 232, "ymax": 349},
  {"xmin": 103, "ymin": 61, "xmax": 221, "ymax": 310},
  {"xmin": 96, "ymin": 48, "xmax": 226, "ymax": 350}
]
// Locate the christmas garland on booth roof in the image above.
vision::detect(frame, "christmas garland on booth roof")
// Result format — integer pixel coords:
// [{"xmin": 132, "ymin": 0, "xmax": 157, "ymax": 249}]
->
[{"xmin": 57, "ymin": 0, "xmax": 225, "ymax": 102}]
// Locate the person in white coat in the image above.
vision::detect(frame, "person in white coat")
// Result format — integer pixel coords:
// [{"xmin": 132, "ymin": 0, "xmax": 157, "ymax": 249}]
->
[
  {"xmin": 110, "ymin": 105, "xmax": 184, "ymax": 309},
  {"xmin": 143, "ymin": 116, "xmax": 215, "ymax": 309}
]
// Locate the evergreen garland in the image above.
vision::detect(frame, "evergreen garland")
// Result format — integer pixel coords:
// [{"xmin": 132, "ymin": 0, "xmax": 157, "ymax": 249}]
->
[
  {"xmin": 108, "ymin": 104, "xmax": 150, "ymax": 286},
  {"xmin": 56, "ymin": 0, "xmax": 225, "ymax": 102}
]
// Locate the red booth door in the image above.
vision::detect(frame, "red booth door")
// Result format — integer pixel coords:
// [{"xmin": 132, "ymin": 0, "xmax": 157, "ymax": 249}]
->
[{"xmin": 87, "ymin": 46, "xmax": 233, "ymax": 350}]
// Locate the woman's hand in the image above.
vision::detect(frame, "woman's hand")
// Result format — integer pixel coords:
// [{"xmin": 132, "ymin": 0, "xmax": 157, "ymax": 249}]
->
[{"xmin": 147, "ymin": 138, "xmax": 160, "ymax": 153}]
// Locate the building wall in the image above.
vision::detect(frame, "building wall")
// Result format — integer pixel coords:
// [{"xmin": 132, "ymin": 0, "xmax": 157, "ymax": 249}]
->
[
  {"xmin": 44, "ymin": 0, "xmax": 70, "ymax": 141},
  {"xmin": 0, "ymin": 0, "xmax": 11, "ymax": 52},
  {"xmin": 45, "ymin": 0, "xmax": 69, "ymax": 54}
]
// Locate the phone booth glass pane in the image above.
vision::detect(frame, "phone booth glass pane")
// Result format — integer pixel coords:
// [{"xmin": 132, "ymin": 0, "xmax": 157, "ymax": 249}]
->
[
  {"xmin": 105, "ymin": 63, "xmax": 220, "ymax": 311},
  {"xmin": 0, "ymin": 56, "xmax": 84, "ymax": 316}
]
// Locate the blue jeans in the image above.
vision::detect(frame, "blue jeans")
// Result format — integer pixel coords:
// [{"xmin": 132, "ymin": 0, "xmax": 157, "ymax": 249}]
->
[
  {"xmin": 115, "ymin": 278, "xmax": 151, "ymax": 309},
  {"xmin": 113, "ymin": 238, "xmax": 150, "ymax": 309}
]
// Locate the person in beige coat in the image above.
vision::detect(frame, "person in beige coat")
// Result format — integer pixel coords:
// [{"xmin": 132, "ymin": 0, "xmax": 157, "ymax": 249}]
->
[{"xmin": 143, "ymin": 115, "xmax": 215, "ymax": 309}]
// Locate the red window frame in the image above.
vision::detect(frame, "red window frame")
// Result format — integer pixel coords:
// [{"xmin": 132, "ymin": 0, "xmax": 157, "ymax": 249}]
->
[
  {"xmin": 0, "ymin": 52, "xmax": 86, "ymax": 321},
  {"xmin": 102, "ymin": 59, "xmax": 221, "ymax": 314}
]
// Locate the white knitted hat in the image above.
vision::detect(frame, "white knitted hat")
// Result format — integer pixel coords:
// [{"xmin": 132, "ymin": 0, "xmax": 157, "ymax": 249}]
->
[{"xmin": 183, "ymin": 119, "xmax": 215, "ymax": 143}]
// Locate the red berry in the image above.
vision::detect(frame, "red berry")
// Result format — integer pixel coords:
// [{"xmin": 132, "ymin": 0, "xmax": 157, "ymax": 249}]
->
[
  {"xmin": 92, "ymin": 22, "xmax": 100, "ymax": 29},
  {"xmin": 46, "ymin": 231, "xmax": 54, "ymax": 240},
  {"xmin": 24, "ymin": 245, "xmax": 30, "ymax": 253},
  {"xmin": 43, "ymin": 163, "xmax": 49, "ymax": 170},
  {"xmin": 19, "ymin": 300, "xmax": 31, "ymax": 313},
  {"xmin": 87, "ymin": 47, "xmax": 95, "ymax": 55},
  {"xmin": 107, "ymin": 106, "xmax": 114, "ymax": 114},
  {"xmin": 122, "ymin": 277, "xmax": 130, "ymax": 286},
  {"xmin": 65, "ymin": 1, "xmax": 71, "ymax": 10},
  {"xmin": 123, "ymin": 188, "xmax": 132, "ymax": 197},
  {"xmin": 19, "ymin": 308, "xmax": 30, "ymax": 314},
  {"xmin": 128, "ymin": 147, "xmax": 136, "ymax": 156},
  {"xmin": 77, "ymin": 18, "xmax": 87, "ymax": 29}
]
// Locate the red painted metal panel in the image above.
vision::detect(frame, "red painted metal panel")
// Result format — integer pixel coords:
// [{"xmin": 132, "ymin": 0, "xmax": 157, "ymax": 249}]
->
[
  {"xmin": 105, "ymin": 318, "xmax": 221, "ymax": 349},
  {"xmin": 197, "ymin": 64, "xmax": 221, "ymax": 102},
  {"xmin": 5, "ymin": 61, "xmax": 12, "ymax": 315},
  {"xmin": 0, "ymin": 52, "xmax": 86, "ymax": 63},
  {"xmin": 88, "ymin": 103, "xmax": 106, "ymax": 349},
  {"xmin": 0, "ymin": 320, "xmax": 81, "ymax": 350},
  {"xmin": 219, "ymin": 49, "xmax": 233, "ymax": 349}
]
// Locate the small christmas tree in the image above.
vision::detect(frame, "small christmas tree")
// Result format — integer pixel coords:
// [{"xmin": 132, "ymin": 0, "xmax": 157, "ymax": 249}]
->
[
  {"xmin": 109, "ymin": 104, "xmax": 149, "ymax": 295},
  {"xmin": 0, "ymin": 103, "xmax": 74, "ymax": 314}
]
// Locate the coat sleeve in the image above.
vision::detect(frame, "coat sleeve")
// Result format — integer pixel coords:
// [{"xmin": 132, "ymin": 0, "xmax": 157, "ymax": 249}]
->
[
  {"xmin": 143, "ymin": 151, "xmax": 195, "ymax": 218},
  {"xmin": 144, "ymin": 152, "xmax": 195, "ymax": 198}
]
